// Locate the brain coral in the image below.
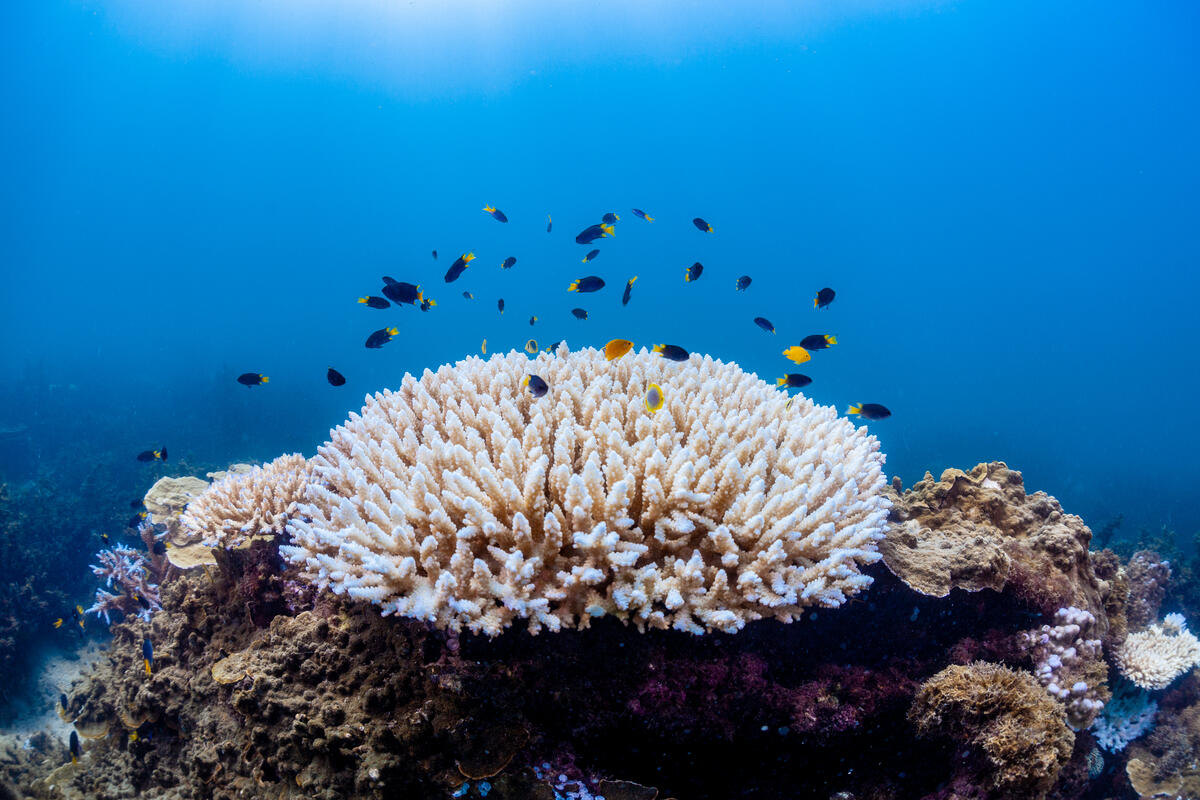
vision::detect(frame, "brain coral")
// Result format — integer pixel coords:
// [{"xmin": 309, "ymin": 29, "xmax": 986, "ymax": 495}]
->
[
  {"xmin": 281, "ymin": 345, "xmax": 890, "ymax": 636},
  {"xmin": 180, "ymin": 454, "xmax": 312, "ymax": 549}
]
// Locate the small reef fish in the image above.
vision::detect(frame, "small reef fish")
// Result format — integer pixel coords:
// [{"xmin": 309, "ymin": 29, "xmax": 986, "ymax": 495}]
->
[
  {"xmin": 604, "ymin": 339, "xmax": 633, "ymax": 361},
  {"xmin": 481, "ymin": 339, "xmax": 487, "ymax": 355},
  {"xmin": 365, "ymin": 327, "xmax": 398, "ymax": 349},
  {"xmin": 483, "ymin": 205, "xmax": 508, "ymax": 223},
  {"xmin": 99, "ymin": 531, "xmax": 110, "ymax": 544},
  {"xmin": 800, "ymin": 334, "xmax": 837, "ymax": 350},
  {"xmin": 692, "ymin": 217, "xmax": 713, "ymax": 233},
  {"xmin": 815, "ymin": 287, "xmax": 836, "ymax": 309},
  {"xmin": 132, "ymin": 592, "xmax": 151, "ymax": 611},
  {"xmin": 357, "ymin": 296, "xmax": 390, "ymax": 309},
  {"xmin": 571, "ymin": 308, "xmax": 588, "ymax": 320},
  {"xmin": 569, "ymin": 276, "xmax": 605, "ymax": 293},
  {"xmin": 735, "ymin": 275, "xmax": 752, "ymax": 291},
  {"xmin": 601, "ymin": 212, "xmax": 620, "ymax": 224},
  {"xmin": 381, "ymin": 281, "xmax": 423, "ymax": 306},
  {"xmin": 237, "ymin": 373, "xmax": 268, "ymax": 387},
  {"xmin": 652, "ymin": 344, "xmax": 689, "ymax": 362},
  {"xmin": 529, "ymin": 315, "xmax": 538, "ymax": 326},
  {"xmin": 420, "ymin": 297, "xmax": 436, "ymax": 312},
  {"xmin": 582, "ymin": 249, "xmax": 599, "ymax": 263},
  {"xmin": 326, "ymin": 367, "xmax": 346, "ymax": 386},
  {"xmin": 544, "ymin": 340, "xmax": 563, "ymax": 353},
  {"xmin": 444, "ymin": 253, "xmax": 475, "ymax": 283},
  {"xmin": 523, "ymin": 374, "xmax": 549, "ymax": 398},
  {"xmin": 431, "ymin": 250, "xmax": 437, "ymax": 260},
  {"xmin": 622, "ymin": 276, "xmax": 637, "ymax": 306},
  {"xmin": 58, "ymin": 694, "xmax": 70, "ymax": 721},
  {"xmin": 136, "ymin": 448, "xmax": 167, "ymax": 463},
  {"xmin": 497, "ymin": 299, "xmax": 505, "ymax": 314},
  {"xmin": 128, "ymin": 511, "xmax": 148, "ymax": 529},
  {"xmin": 783, "ymin": 345, "xmax": 812, "ymax": 365},
  {"xmin": 69, "ymin": 731, "xmax": 81, "ymax": 764},
  {"xmin": 684, "ymin": 262, "xmax": 704, "ymax": 282},
  {"xmin": 754, "ymin": 317, "xmax": 775, "ymax": 334},
  {"xmin": 645, "ymin": 383, "xmax": 664, "ymax": 414},
  {"xmin": 546, "ymin": 214, "xmax": 552, "ymax": 233},
  {"xmin": 502, "ymin": 256, "xmax": 517, "ymax": 270},
  {"xmin": 142, "ymin": 637, "xmax": 153, "ymax": 675},
  {"xmin": 525, "ymin": 339, "xmax": 538, "ymax": 354},
  {"xmin": 777, "ymin": 374, "xmax": 812, "ymax": 389},
  {"xmin": 575, "ymin": 223, "xmax": 614, "ymax": 245},
  {"xmin": 462, "ymin": 291, "xmax": 473, "ymax": 300},
  {"xmin": 848, "ymin": 403, "xmax": 891, "ymax": 420},
  {"xmin": 55, "ymin": 605, "xmax": 85, "ymax": 631},
  {"xmin": 632, "ymin": 208, "xmax": 654, "ymax": 222}
]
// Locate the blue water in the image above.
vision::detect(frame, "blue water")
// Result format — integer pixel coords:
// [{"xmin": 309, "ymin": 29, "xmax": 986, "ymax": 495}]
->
[{"xmin": 2, "ymin": 0, "xmax": 1198, "ymax": 537}]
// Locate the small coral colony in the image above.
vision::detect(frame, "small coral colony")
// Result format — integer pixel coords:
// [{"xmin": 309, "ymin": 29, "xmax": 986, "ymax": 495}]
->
[{"xmin": 42, "ymin": 206, "xmax": 1195, "ymax": 800}]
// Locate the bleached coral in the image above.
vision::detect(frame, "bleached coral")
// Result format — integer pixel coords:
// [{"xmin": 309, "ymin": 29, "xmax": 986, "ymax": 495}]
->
[
  {"xmin": 281, "ymin": 345, "xmax": 891, "ymax": 636},
  {"xmin": 86, "ymin": 545, "xmax": 161, "ymax": 623},
  {"xmin": 180, "ymin": 454, "xmax": 312, "ymax": 549},
  {"xmin": 1020, "ymin": 606, "xmax": 1107, "ymax": 730},
  {"xmin": 1115, "ymin": 613, "xmax": 1200, "ymax": 691},
  {"xmin": 1093, "ymin": 679, "xmax": 1157, "ymax": 753}
]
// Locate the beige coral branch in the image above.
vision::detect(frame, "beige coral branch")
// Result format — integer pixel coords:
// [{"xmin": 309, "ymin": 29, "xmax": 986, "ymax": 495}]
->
[
  {"xmin": 281, "ymin": 345, "xmax": 890, "ymax": 636},
  {"xmin": 181, "ymin": 454, "xmax": 312, "ymax": 549},
  {"xmin": 1115, "ymin": 613, "xmax": 1200, "ymax": 691}
]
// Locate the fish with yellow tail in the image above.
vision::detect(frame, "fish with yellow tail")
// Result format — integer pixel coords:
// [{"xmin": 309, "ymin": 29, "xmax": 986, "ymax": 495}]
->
[
  {"xmin": 568, "ymin": 276, "xmax": 605, "ymax": 293},
  {"xmin": 814, "ymin": 287, "xmax": 836, "ymax": 309},
  {"xmin": 236, "ymin": 373, "xmax": 268, "ymax": 387},
  {"xmin": 622, "ymin": 276, "xmax": 637, "ymax": 306},
  {"xmin": 357, "ymin": 296, "xmax": 390, "ymax": 309},
  {"xmin": 69, "ymin": 730, "xmax": 81, "ymax": 764},
  {"xmin": 136, "ymin": 447, "xmax": 167, "ymax": 462},
  {"xmin": 444, "ymin": 252, "xmax": 475, "ymax": 282},
  {"xmin": 523, "ymin": 374, "xmax": 549, "ymax": 398},
  {"xmin": 692, "ymin": 217, "xmax": 713, "ymax": 233},
  {"xmin": 604, "ymin": 339, "xmax": 633, "ymax": 361},
  {"xmin": 776, "ymin": 374, "xmax": 812, "ymax": 389},
  {"xmin": 652, "ymin": 344, "xmax": 689, "ymax": 362},
  {"xmin": 365, "ymin": 327, "xmax": 398, "ymax": 349},
  {"xmin": 483, "ymin": 204, "xmax": 508, "ymax": 223},
  {"xmin": 782, "ymin": 345, "xmax": 811, "ymax": 365},
  {"xmin": 54, "ymin": 605, "xmax": 85, "ymax": 631},
  {"xmin": 142, "ymin": 637, "xmax": 153, "ymax": 675},
  {"xmin": 644, "ymin": 383, "xmax": 664, "ymax": 414},
  {"xmin": 847, "ymin": 403, "xmax": 891, "ymax": 420},
  {"xmin": 799, "ymin": 334, "xmax": 837, "ymax": 351},
  {"xmin": 632, "ymin": 208, "xmax": 654, "ymax": 222}
]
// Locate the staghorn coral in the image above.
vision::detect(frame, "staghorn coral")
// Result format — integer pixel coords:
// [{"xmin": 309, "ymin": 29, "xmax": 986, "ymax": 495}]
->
[
  {"xmin": 85, "ymin": 545, "xmax": 161, "ymax": 624},
  {"xmin": 282, "ymin": 345, "xmax": 891, "ymax": 636},
  {"xmin": 909, "ymin": 661, "xmax": 1074, "ymax": 800},
  {"xmin": 882, "ymin": 462, "xmax": 1121, "ymax": 643},
  {"xmin": 1115, "ymin": 613, "xmax": 1200, "ymax": 690},
  {"xmin": 1125, "ymin": 549, "xmax": 1172, "ymax": 631},
  {"xmin": 179, "ymin": 453, "xmax": 311, "ymax": 549},
  {"xmin": 1019, "ymin": 606, "xmax": 1107, "ymax": 730}
]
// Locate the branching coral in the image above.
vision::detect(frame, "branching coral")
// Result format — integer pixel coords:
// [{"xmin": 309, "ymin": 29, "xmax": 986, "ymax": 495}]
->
[
  {"xmin": 1116, "ymin": 613, "xmax": 1200, "ymax": 691},
  {"xmin": 180, "ymin": 454, "xmax": 311, "ymax": 549},
  {"xmin": 86, "ymin": 545, "xmax": 160, "ymax": 624},
  {"xmin": 282, "ymin": 345, "xmax": 890, "ymax": 636},
  {"xmin": 1019, "ymin": 606, "xmax": 1107, "ymax": 729},
  {"xmin": 1093, "ymin": 678, "xmax": 1157, "ymax": 753},
  {"xmin": 909, "ymin": 661, "xmax": 1074, "ymax": 799}
]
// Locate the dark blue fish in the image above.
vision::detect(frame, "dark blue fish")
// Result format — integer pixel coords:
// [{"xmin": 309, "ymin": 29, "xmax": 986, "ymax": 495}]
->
[
  {"xmin": 69, "ymin": 731, "xmax": 81, "ymax": 764},
  {"xmin": 601, "ymin": 212, "xmax": 620, "ymax": 224},
  {"xmin": 431, "ymin": 250, "xmax": 438, "ymax": 260},
  {"xmin": 502, "ymin": 256, "xmax": 517, "ymax": 270},
  {"xmin": 483, "ymin": 205, "xmax": 508, "ymax": 223},
  {"xmin": 735, "ymin": 275, "xmax": 752, "ymax": 291},
  {"xmin": 653, "ymin": 344, "xmax": 689, "ymax": 362},
  {"xmin": 357, "ymin": 296, "xmax": 390, "ymax": 309},
  {"xmin": 365, "ymin": 327, "xmax": 398, "ymax": 349},
  {"xmin": 776, "ymin": 374, "xmax": 812, "ymax": 389},
  {"xmin": 622, "ymin": 276, "xmax": 637, "ymax": 306},
  {"xmin": 382, "ymin": 281, "xmax": 422, "ymax": 305},
  {"xmin": 445, "ymin": 253, "xmax": 474, "ymax": 283},
  {"xmin": 136, "ymin": 448, "xmax": 167, "ymax": 462},
  {"xmin": 142, "ymin": 637, "xmax": 153, "ymax": 675},
  {"xmin": 498, "ymin": 298, "xmax": 505, "ymax": 314},
  {"xmin": 754, "ymin": 317, "xmax": 775, "ymax": 334},
  {"xmin": 582, "ymin": 249, "xmax": 599, "ymax": 263},
  {"xmin": 571, "ymin": 308, "xmax": 588, "ymax": 320},
  {"xmin": 568, "ymin": 276, "xmax": 605, "ymax": 293},
  {"xmin": 632, "ymin": 208, "xmax": 654, "ymax": 222},
  {"xmin": 326, "ymin": 367, "xmax": 346, "ymax": 386},
  {"xmin": 237, "ymin": 373, "xmax": 268, "ymax": 387},
  {"xmin": 547, "ymin": 214, "xmax": 552, "ymax": 233},
  {"xmin": 815, "ymin": 287, "xmax": 836, "ymax": 309},
  {"xmin": 684, "ymin": 262, "xmax": 704, "ymax": 282},
  {"xmin": 848, "ymin": 403, "xmax": 891, "ymax": 420},
  {"xmin": 575, "ymin": 223, "xmax": 614, "ymax": 245},
  {"xmin": 693, "ymin": 217, "xmax": 713, "ymax": 233}
]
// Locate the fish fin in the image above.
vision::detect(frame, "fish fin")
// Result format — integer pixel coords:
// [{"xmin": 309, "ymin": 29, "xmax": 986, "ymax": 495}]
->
[
  {"xmin": 776, "ymin": 378, "xmax": 785, "ymax": 386},
  {"xmin": 261, "ymin": 376, "xmax": 269, "ymax": 383},
  {"xmin": 568, "ymin": 282, "xmax": 579, "ymax": 292},
  {"xmin": 144, "ymin": 660, "xmax": 151, "ymax": 676},
  {"xmin": 848, "ymin": 404, "xmax": 862, "ymax": 415},
  {"xmin": 827, "ymin": 335, "xmax": 837, "ymax": 345},
  {"xmin": 814, "ymin": 297, "xmax": 819, "ymax": 308},
  {"xmin": 357, "ymin": 297, "xmax": 368, "ymax": 304}
]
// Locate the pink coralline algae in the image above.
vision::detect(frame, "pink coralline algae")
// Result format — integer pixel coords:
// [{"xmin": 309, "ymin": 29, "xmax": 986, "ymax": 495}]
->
[{"xmin": 85, "ymin": 545, "xmax": 161, "ymax": 624}]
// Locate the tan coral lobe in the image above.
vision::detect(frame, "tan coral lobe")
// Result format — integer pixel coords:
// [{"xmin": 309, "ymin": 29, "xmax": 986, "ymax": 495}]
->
[
  {"xmin": 181, "ymin": 454, "xmax": 312, "ymax": 549},
  {"xmin": 281, "ymin": 345, "xmax": 890, "ymax": 636}
]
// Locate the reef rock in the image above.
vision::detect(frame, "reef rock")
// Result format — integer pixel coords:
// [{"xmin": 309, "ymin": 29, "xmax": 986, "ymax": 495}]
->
[{"xmin": 882, "ymin": 462, "xmax": 1121, "ymax": 642}]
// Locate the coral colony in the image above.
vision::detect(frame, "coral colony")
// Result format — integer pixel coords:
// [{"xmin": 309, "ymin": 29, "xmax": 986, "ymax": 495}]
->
[{"xmin": 15, "ymin": 351, "xmax": 1200, "ymax": 798}]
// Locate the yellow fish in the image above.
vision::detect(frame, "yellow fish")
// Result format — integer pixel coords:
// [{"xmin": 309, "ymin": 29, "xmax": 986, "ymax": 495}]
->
[
  {"xmin": 525, "ymin": 339, "xmax": 538, "ymax": 354},
  {"xmin": 604, "ymin": 339, "xmax": 633, "ymax": 361},
  {"xmin": 481, "ymin": 339, "xmax": 487, "ymax": 355},
  {"xmin": 782, "ymin": 346, "xmax": 811, "ymax": 365},
  {"xmin": 645, "ymin": 383, "xmax": 664, "ymax": 414}
]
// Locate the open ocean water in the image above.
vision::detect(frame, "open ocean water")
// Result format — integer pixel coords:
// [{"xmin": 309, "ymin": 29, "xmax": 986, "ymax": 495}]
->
[{"xmin": 1, "ymin": 1, "xmax": 1198, "ymax": 798}]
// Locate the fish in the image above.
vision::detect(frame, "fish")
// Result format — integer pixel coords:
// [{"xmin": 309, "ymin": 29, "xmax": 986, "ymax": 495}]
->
[
  {"xmin": 524, "ymin": 339, "xmax": 539, "ymax": 354},
  {"xmin": 602, "ymin": 212, "xmax": 620, "ymax": 224},
  {"xmin": 800, "ymin": 334, "xmax": 836, "ymax": 350},
  {"xmin": 382, "ymin": 276, "xmax": 398, "ymax": 285},
  {"xmin": 357, "ymin": 296, "xmax": 390, "ymax": 309},
  {"xmin": 136, "ymin": 448, "xmax": 167, "ymax": 463},
  {"xmin": 444, "ymin": 253, "xmax": 475, "ymax": 282},
  {"xmin": 142, "ymin": 637, "xmax": 153, "ymax": 675},
  {"xmin": 644, "ymin": 383, "xmax": 664, "ymax": 414},
  {"xmin": 58, "ymin": 693, "xmax": 70, "ymax": 721},
  {"xmin": 523, "ymin": 374, "xmax": 549, "ymax": 398},
  {"xmin": 462, "ymin": 291, "xmax": 474, "ymax": 300},
  {"xmin": 815, "ymin": 287, "xmax": 836, "ymax": 309},
  {"xmin": 69, "ymin": 730, "xmax": 81, "ymax": 764},
  {"xmin": 497, "ymin": 299, "xmax": 505, "ymax": 314},
  {"xmin": 692, "ymin": 217, "xmax": 713, "ymax": 233},
  {"xmin": 431, "ymin": 250, "xmax": 438, "ymax": 260},
  {"xmin": 604, "ymin": 339, "xmax": 633, "ymax": 361},
  {"xmin": 568, "ymin": 276, "xmax": 606, "ymax": 293},
  {"xmin": 571, "ymin": 308, "xmax": 588, "ymax": 320},
  {"xmin": 501, "ymin": 256, "xmax": 517, "ymax": 270},
  {"xmin": 326, "ymin": 368, "xmax": 346, "ymax": 387},
  {"xmin": 547, "ymin": 214, "xmax": 552, "ymax": 233},
  {"xmin": 128, "ymin": 511, "xmax": 148, "ymax": 529},
  {"xmin": 55, "ymin": 605, "xmax": 85, "ymax": 631},
  {"xmin": 481, "ymin": 339, "xmax": 487, "ymax": 355},
  {"xmin": 575, "ymin": 223, "xmax": 615, "ymax": 245},
  {"xmin": 99, "ymin": 531, "xmax": 110, "ymax": 544},
  {"xmin": 582, "ymin": 249, "xmax": 600, "ymax": 263},
  {"xmin": 848, "ymin": 403, "xmax": 891, "ymax": 420},
  {"xmin": 754, "ymin": 317, "xmax": 776, "ymax": 334},
  {"xmin": 652, "ymin": 344, "xmax": 689, "ymax": 362},
  {"xmin": 622, "ymin": 276, "xmax": 637, "ymax": 306},
  {"xmin": 420, "ymin": 298, "xmax": 436, "ymax": 312},
  {"xmin": 783, "ymin": 346, "xmax": 812, "ymax": 365},
  {"xmin": 544, "ymin": 340, "xmax": 563, "ymax": 354},
  {"xmin": 529, "ymin": 315, "xmax": 538, "ymax": 326},
  {"xmin": 684, "ymin": 262, "xmax": 704, "ymax": 282},
  {"xmin": 632, "ymin": 208, "xmax": 654, "ymax": 222},
  {"xmin": 365, "ymin": 327, "xmax": 398, "ymax": 349},
  {"xmin": 483, "ymin": 205, "xmax": 508, "ymax": 223},
  {"xmin": 381, "ymin": 281, "xmax": 423, "ymax": 305},
  {"xmin": 132, "ymin": 592, "xmax": 151, "ymax": 611},
  {"xmin": 776, "ymin": 374, "xmax": 812, "ymax": 389},
  {"xmin": 735, "ymin": 275, "xmax": 752, "ymax": 291},
  {"xmin": 236, "ymin": 373, "xmax": 268, "ymax": 387},
  {"xmin": 152, "ymin": 541, "xmax": 166, "ymax": 555}
]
